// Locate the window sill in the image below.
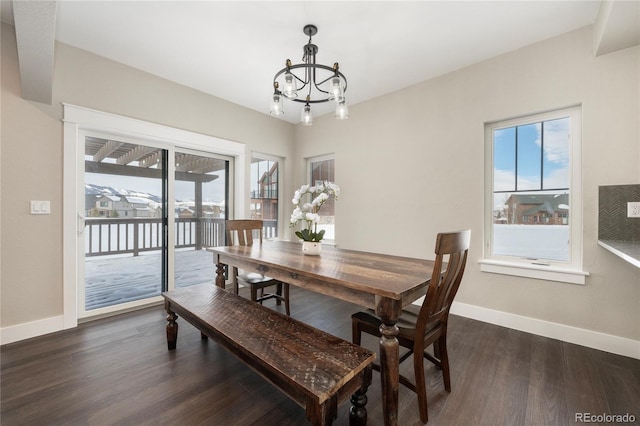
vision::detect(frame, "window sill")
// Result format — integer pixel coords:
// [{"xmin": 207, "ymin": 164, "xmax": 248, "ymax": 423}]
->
[{"xmin": 479, "ymin": 259, "xmax": 589, "ymax": 285}]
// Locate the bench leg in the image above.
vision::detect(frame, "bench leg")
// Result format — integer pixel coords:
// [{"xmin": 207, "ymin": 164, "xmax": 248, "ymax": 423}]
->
[
  {"xmin": 349, "ymin": 364, "xmax": 372, "ymax": 426},
  {"xmin": 166, "ymin": 309, "xmax": 178, "ymax": 350},
  {"xmin": 307, "ymin": 394, "xmax": 338, "ymax": 426}
]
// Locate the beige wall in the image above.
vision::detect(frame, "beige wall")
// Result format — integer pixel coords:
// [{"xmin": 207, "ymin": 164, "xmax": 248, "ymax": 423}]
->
[
  {"xmin": 2, "ymin": 21, "xmax": 639, "ymax": 347},
  {"xmin": 294, "ymin": 26, "xmax": 640, "ymax": 341},
  {"xmin": 1, "ymin": 22, "xmax": 294, "ymax": 328}
]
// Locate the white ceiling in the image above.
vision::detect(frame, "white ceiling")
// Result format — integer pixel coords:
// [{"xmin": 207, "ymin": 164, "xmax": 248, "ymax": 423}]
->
[{"xmin": 3, "ymin": 1, "xmax": 635, "ymax": 124}]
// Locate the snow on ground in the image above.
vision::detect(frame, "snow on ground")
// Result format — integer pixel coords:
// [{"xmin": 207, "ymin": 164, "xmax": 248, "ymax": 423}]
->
[{"xmin": 85, "ymin": 249, "xmax": 214, "ymax": 310}]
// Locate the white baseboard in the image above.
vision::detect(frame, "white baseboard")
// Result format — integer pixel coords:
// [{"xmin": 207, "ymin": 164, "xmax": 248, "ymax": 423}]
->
[
  {"xmin": 0, "ymin": 315, "xmax": 65, "ymax": 345},
  {"xmin": 450, "ymin": 301, "xmax": 640, "ymax": 360},
  {"xmin": 3, "ymin": 303, "xmax": 638, "ymax": 361}
]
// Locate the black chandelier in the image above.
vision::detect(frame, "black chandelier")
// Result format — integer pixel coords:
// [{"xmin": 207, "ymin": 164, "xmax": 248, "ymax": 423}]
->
[{"xmin": 270, "ymin": 25, "xmax": 348, "ymax": 125}]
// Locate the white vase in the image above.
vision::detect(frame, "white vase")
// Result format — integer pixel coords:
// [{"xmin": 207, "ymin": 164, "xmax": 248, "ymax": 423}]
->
[{"xmin": 302, "ymin": 241, "xmax": 322, "ymax": 256}]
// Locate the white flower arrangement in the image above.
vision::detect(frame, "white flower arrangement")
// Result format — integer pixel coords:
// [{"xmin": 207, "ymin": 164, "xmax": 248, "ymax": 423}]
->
[{"xmin": 290, "ymin": 181, "xmax": 340, "ymax": 242}]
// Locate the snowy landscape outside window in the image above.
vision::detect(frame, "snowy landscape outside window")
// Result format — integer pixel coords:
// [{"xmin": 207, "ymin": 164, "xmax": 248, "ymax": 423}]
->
[{"xmin": 485, "ymin": 106, "xmax": 583, "ymax": 271}]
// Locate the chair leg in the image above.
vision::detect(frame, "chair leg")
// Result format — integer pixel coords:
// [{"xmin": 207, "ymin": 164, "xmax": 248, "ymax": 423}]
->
[
  {"xmin": 283, "ymin": 283, "xmax": 290, "ymax": 316},
  {"xmin": 250, "ymin": 285, "xmax": 259, "ymax": 303},
  {"xmin": 439, "ymin": 335, "xmax": 451, "ymax": 392},
  {"xmin": 231, "ymin": 267, "xmax": 239, "ymax": 295},
  {"xmin": 433, "ymin": 339, "xmax": 441, "ymax": 362},
  {"xmin": 352, "ymin": 321, "xmax": 362, "ymax": 345},
  {"xmin": 413, "ymin": 345, "xmax": 429, "ymax": 423},
  {"xmin": 275, "ymin": 282, "xmax": 282, "ymax": 306}
]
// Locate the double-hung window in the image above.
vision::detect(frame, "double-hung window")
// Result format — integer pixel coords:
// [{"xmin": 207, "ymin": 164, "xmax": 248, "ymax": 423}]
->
[
  {"xmin": 251, "ymin": 154, "xmax": 281, "ymax": 239},
  {"xmin": 307, "ymin": 155, "xmax": 336, "ymax": 243},
  {"xmin": 481, "ymin": 106, "xmax": 588, "ymax": 284}
]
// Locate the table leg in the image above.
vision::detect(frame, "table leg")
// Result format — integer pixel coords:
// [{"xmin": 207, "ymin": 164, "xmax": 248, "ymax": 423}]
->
[
  {"xmin": 215, "ymin": 262, "xmax": 226, "ymax": 288},
  {"xmin": 377, "ymin": 299, "xmax": 402, "ymax": 426},
  {"xmin": 166, "ymin": 309, "xmax": 178, "ymax": 351}
]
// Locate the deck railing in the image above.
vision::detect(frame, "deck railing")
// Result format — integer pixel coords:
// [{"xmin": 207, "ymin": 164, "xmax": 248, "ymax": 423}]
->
[{"xmin": 85, "ymin": 218, "xmax": 278, "ymax": 257}]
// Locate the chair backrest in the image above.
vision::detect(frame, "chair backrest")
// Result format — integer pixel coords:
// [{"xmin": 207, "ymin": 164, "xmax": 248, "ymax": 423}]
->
[
  {"xmin": 417, "ymin": 230, "xmax": 470, "ymax": 333},
  {"xmin": 226, "ymin": 220, "xmax": 264, "ymax": 246}
]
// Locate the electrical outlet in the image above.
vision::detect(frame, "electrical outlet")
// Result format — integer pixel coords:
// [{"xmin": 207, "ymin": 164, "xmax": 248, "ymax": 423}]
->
[{"xmin": 628, "ymin": 202, "xmax": 640, "ymax": 218}]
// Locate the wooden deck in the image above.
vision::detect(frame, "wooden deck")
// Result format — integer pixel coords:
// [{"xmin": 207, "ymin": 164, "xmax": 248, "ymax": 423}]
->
[{"xmin": 85, "ymin": 248, "xmax": 215, "ymax": 310}]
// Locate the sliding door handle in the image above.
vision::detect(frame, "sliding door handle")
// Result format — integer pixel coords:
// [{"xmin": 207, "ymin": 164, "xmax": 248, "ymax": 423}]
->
[{"xmin": 78, "ymin": 214, "xmax": 85, "ymax": 236}]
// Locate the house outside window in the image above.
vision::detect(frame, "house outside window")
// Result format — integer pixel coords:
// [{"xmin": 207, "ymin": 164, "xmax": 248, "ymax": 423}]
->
[{"xmin": 482, "ymin": 106, "xmax": 587, "ymax": 284}]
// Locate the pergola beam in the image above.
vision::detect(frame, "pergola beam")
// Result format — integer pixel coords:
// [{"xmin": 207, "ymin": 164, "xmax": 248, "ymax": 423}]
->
[
  {"xmin": 176, "ymin": 157, "xmax": 211, "ymax": 172},
  {"xmin": 93, "ymin": 140, "xmax": 124, "ymax": 162},
  {"xmin": 85, "ymin": 161, "xmax": 219, "ymax": 183},
  {"xmin": 116, "ymin": 145, "xmax": 155, "ymax": 165},
  {"xmin": 139, "ymin": 151, "xmax": 162, "ymax": 168}
]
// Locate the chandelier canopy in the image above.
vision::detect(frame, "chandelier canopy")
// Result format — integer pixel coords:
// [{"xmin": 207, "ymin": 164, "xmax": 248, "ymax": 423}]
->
[{"xmin": 270, "ymin": 25, "xmax": 349, "ymax": 125}]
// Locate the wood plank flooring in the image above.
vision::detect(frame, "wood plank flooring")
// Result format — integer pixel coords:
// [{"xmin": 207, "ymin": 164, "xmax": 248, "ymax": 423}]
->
[{"xmin": 2, "ymin": 286, "xmax": 639, "ymax": 425}]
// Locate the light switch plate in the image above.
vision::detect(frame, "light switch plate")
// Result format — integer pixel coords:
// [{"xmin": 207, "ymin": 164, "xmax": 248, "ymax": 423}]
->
[
  {"xmin": 628, "ymin": 202, "xmax": 640, "ymax": 218},
  {"xmin": 30, "ymin": 200, "xmax": 51, "ymax": 215}
]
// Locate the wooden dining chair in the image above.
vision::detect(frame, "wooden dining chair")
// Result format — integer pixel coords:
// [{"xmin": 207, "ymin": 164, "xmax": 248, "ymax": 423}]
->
[
  {"xmin": 225, "ymin": 220, "xmax": 290, "ymax": 316},
  {"xmin": 351, "ymin": 229, "xmax": 470, "ymax": 423}
]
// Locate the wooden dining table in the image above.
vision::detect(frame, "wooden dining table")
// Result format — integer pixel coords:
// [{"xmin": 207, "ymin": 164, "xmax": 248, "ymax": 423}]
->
[{"xmin": 209, "ymin": 240, "xmax": 436, "ymax": 426}]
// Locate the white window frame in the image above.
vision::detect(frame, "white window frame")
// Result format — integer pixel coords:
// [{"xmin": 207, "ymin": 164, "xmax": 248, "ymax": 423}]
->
[
  {"xmin": 306, "ymin": 154, "xmax": 336, "ymax": 245},
  {"xmin": 250, "ymin": 151, "xmax": 283, "ymax": 239},
  {"xmin": 480, "ymin": 106, "xmax": 588, "ymax": 285},
  {"xmin": 63, "ymin": 104, "xmax": 246, "ymax": 327}
]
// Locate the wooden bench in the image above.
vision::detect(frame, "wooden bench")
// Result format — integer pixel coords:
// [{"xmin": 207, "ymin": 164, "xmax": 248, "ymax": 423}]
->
[{"xmin": 162, "ymin": 284, "xmax": 375, "ymax": 425}]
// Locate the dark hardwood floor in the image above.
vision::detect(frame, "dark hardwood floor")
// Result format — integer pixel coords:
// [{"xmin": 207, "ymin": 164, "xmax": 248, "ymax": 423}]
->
[{"xmin": 2, "ymin": 286, "xmax": 639, "ymax": 425}]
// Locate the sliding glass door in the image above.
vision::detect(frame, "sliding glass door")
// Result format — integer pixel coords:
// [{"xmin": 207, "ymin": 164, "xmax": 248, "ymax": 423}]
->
[
  {"xmin": 83, "ymin": 135, "xmax": 167, "ymax": 315},
  {"xmin": 174, "ymin": 149, "xmax": 229, "ymax": 288},
  {"xmin": 80, "ymin": 133, "xmax": 230, "ymax": 318}
]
